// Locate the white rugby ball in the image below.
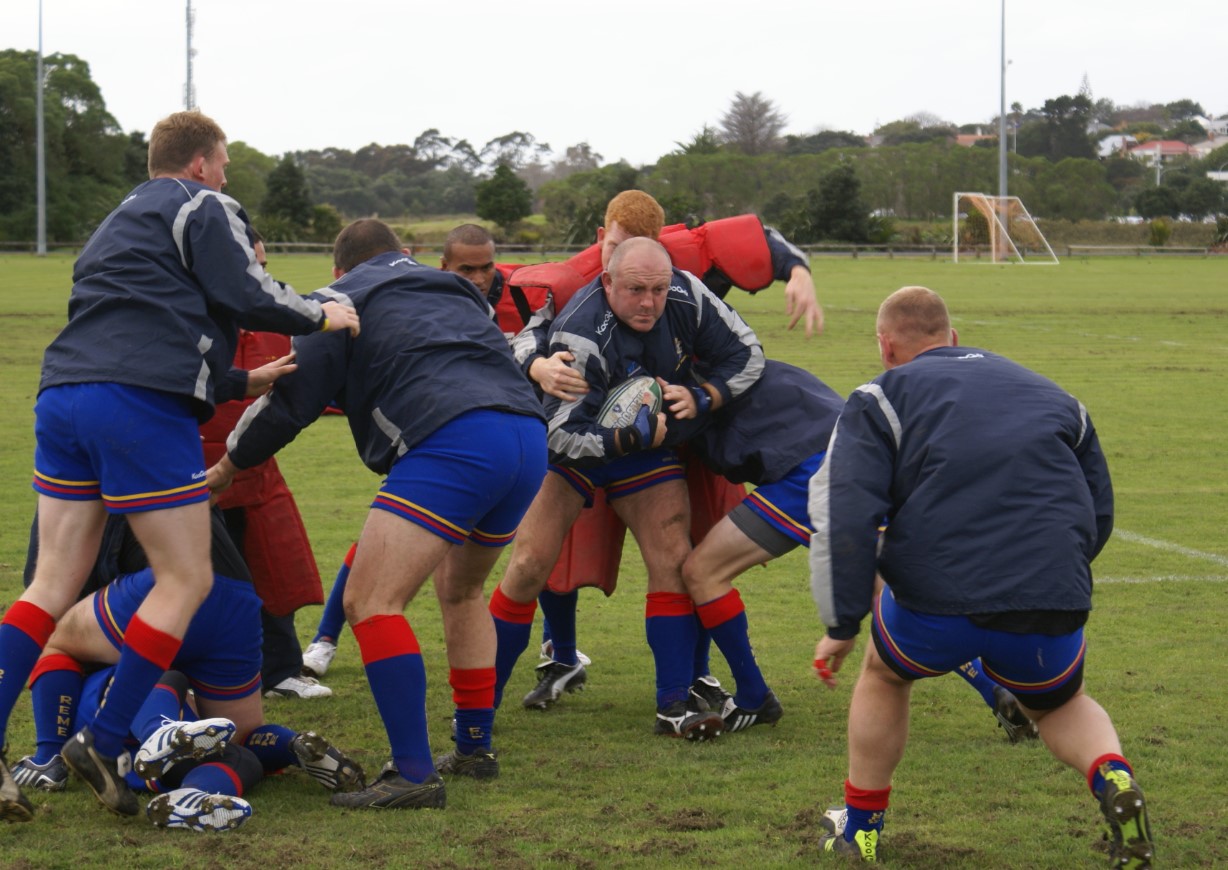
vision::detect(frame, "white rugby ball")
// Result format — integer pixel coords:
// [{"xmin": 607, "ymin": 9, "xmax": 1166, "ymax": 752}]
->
[{"xmin": 597, "ymin": 375, "xmax": 663, "ymax": 428}]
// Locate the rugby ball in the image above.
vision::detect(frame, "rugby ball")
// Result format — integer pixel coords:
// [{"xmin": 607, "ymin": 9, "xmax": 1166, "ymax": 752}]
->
[{"xmin": 597, "ymin": 375, "xmax": 663, "ymax": 428}]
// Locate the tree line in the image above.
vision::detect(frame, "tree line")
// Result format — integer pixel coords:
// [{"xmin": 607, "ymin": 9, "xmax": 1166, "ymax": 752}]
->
[{"xmin": 1, "ymin": 50, "xmax": 1224, "ymax": 246}]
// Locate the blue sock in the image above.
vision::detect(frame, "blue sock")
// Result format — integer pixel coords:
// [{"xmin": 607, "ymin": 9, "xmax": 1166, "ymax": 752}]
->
[
  {"xmin": 131, "ymin": 672, "xmax": 192, "ymax": 741},
  {"xmin": 242, "ymin": 723, "xmax": 298, "ymax": 771},
  {"xmin": 30, "ymin": 661, "xmax": 83, "ymax": 763},
  {"xmin": 1090, "ymin": 755, "xmax": 1134, "ymax": 800},
  {"xmin": 181, "ymin": 761, "xmax": 242, "ymax": 796},
  {"xmin": 537, "ymin": 589, "xmax": 579, "ymax": 666},
  {"xmin": 489, "ymin": 587, "xmax": 536, "ymax": 709},
  {"xmin": 353, "ymin": 615, "xmax": 434, "ymax": 783},
  {"xmin": 955, "ymin": 658, "xmax": 999, "ymax": 708},
  {"xmin": 313, "ymin": 547, "xmax": 353, "ymax": 644},
  {"xmin": 453, "ymin": 708, "xmax": 495, "ymax": 756},
  {"xmin": 645, "ymin": 593, "xmax": 698, "ymax": 709},
  {"xmin": 0, "ymin": 602, "xmax": 56, "ymax": 749},
  {"xmin": 698, "ymin": 591, "xmax": 769, "ymax": 708},
  {"xmin": 91, "ymin": 615, "xmax": 180, "ymax": 758},
  {"xmin": 692, "ymin": 619, "xmax": 712, "ymax": 682}
]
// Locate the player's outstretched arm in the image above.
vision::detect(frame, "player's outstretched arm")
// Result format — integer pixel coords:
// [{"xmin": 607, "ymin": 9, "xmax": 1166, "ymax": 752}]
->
[{"xmin": 785, "ymin": 265, "xmax": 824, "ymax": 337}]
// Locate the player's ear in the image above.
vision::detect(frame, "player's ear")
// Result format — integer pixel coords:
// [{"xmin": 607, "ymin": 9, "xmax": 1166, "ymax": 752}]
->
[
  {"xmin": 950, "ymin": 327, "xmax": 959, "ymax": 347},
  {"xmin": 596, "ymin": 226, "xmax": 605, "ymax": 244}
]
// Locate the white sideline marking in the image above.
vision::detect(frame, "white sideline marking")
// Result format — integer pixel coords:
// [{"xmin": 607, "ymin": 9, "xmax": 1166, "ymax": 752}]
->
[
  {"xmin": 1098, "ymin": 574, "xmax": 1228, "ymax": 585},
  {"xmin": 1115, "ymin": 529, "xmax": 1228, "ymax": 568}
]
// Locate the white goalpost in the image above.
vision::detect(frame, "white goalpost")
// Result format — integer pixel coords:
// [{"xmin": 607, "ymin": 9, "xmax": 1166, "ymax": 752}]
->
[{"xmin": 952, "ymin": 193, "xmax": 1058, "ymax": 264}]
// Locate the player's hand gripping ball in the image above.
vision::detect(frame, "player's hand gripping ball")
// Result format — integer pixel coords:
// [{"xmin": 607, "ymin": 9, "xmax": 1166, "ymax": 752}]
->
[{"xmin": 597, "ymin": 375, "xmax": 663, "ymax": 428}]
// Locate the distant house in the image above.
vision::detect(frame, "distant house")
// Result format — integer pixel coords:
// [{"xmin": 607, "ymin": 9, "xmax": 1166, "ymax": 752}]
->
[
  {"xmin": 1126, "ymin": 140, "xmax": 1195, "ymax": 165},
  {"xmin": 1098, "ymin": 134, "xmax": 1137, "ymax": 158},
  {"xmin": 955, "ymin": 133, "xmax": 994, "ymax": 147},
  {"xmin": 1194, "ymin": 115, "xmax": 1228, "ymax": 136},
  {"xmin": 1191, "ymin": 135, "xmax": 1228, "ymax": 159}
]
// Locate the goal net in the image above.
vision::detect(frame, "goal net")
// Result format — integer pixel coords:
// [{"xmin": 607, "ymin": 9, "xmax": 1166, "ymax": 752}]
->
[{"xmin": 952, "ymin": 193, "xmax": 1058, "ymax": 264}]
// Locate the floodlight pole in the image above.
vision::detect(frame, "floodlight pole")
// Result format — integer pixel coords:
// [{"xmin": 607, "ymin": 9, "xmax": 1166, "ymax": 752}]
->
[
  {"xmin": 185, "ymin": 1, "xmax": 196, "ymax": 110},
  {"xmin": 995, "ymin": 0, "xmax": 1009, "ymax": 263},
  {"xmin": 998, "ymin": 0, "xmax": 1007, "ymax": 201},
  {"xmin": 36, "ymin": 0, "xmax": 47, "ymax": 256}
]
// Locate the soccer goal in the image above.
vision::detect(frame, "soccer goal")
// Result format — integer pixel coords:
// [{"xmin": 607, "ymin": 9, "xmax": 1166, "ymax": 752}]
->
[{"xmin": 952, "ymin": 193, "xmax": 1058, "ymax": 264}]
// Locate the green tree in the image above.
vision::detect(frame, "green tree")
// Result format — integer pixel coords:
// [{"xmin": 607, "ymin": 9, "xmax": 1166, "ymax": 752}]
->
[
  {"xmin": 1180, "ymin": 177, "xmax": 1225, "ymax": 220},
  {"xmin": 539, "ymin": 163, "xmax": 639, "ymax": 244},
  {"xmin": 782, "ymin": 130, "xmax": 866, "ymax": 155},
  {"xmin": 224, "ymin": 141, "xmax": 276, "ymax": 212},
  {"xmin": 672, "ymin": 125, "xmax": 722, "ymax": 156},
  {"xmin": 1041, "ymin": 95, "xmax": 1097, "ymax": 159},
  {"xmin": 0, "ymin": 49, "xmax": 129, "ymax": 241},
  {"xmin": 1134, "ymin": 186, "xmax": 1181, "ymax": 219},
  {"xmin": 1032, "ymin": 158, "xmax": 1118, "ymax": 221},
  {"xmin": 262, "ymin": 154, "xmax": 314, "ymax": 233},
  {"xmin": 475, "ymin": 163, "xmax": 532, "ymax": 236},
  {"xmin": 718, "ymin": 91, "xmax": 786, "ymax": 156},
  {"xmin": 787, "ymin": 163, "xmax": 870, "ymax": 243}
]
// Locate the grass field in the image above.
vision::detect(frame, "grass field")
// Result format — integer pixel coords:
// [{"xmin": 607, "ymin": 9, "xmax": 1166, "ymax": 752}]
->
[{"xmin": 0, "ymin": 253, "xmax": 1224, "ymax": 868}]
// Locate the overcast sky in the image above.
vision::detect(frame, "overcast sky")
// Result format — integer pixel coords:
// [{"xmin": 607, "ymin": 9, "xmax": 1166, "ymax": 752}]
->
[{"xmin": 3, "ymin": 0, "xmax": 1223, "ymax": 166}]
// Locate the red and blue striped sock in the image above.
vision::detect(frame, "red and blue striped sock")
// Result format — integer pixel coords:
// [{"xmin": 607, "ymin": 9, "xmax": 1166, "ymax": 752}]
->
[
  {"xmin": 0, "ymin": 601, "xmax": 57, "ymax": 748},
  {"xmin": 490, "ymin": 586, "xmax": 537, "ymax": 709},
  {"xmin": 451, "ymin": 667, "xmax": 496, "ymax": 756},
  {"xmin": 353, "ymin": 614, "xmax": 433, "ymax": 783},
  {"xmin": 645, "ymin": 592, "xmax": 698, "ymax": 709},
  {"xmin": 844, "ymin": 779, "xmax": 890, "ymax": 842},
  {"xmin": 1088, "ymin": 753, "xmax": 1133, "ymax": 799},
  {"xmin": 91, "ymin": 615, "xmax": 181, "ymax": 758},
  {"xmin": 697, "ymin": 589, "xmax": 768, "ymax": 708}
]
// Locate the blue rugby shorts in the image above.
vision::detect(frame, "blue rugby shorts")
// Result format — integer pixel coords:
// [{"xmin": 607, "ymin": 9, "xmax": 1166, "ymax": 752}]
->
[
  {"xmin": 33, "ymin": 383, "xmax": 209, "ymax": 513},
  {"xmin": 730, "ymin": 450, "xmax": 825, "ymax": 555},
  {"xmin": 372, "ymin": 409, "xmax": 547, "ymax": 547},
  {"xmin": 871, "ymin": 585, "xmax": 1085, "ymax": 710},
  {"xmin": 93, "ymin": 569, "xmax": 263, "ymax": 701},
  {"xmin": 550, "ymin": 448, "xmax": 685, "ymax": 507}
]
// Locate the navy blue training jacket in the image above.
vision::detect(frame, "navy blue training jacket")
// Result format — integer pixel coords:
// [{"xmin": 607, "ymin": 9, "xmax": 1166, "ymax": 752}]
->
[
  {"xmin": 809, "ymin": 346, "xmax": 1114, "ymax": 640},
  {"xmin": 40, "ymin": 178, "xmax": 324, "ymax": 420},
  {"xmin": 543, "ymin": 269, "xmax": 764, "ymax": 467},
  {"xmin": 226, "ymin": 251, "xmax": 544, "ymax": 475}
]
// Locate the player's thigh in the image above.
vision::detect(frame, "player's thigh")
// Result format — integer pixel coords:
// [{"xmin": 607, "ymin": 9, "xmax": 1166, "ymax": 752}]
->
[
  {"xmin": 684, "ymin": 514, "xmax": 776, "ymax": 590},
  {"xmin": 434, "ymin": 540, "xmax": 504, "ymax": 605},
  {"xmin": 196, "ymin": 692, "xmax": 265, "ymax": 743},
  {"xmin": 345, "ymin": 508, "xmax": 453, "ymax": 619},
  {"xmin": 614, "ymin": 478, "xmax": 692, "ymax": 583},
  {"xmin": 502, "ymin": 472, "xmax": 586, "ymax": 591},
  {"xmin": 43, "ymin": 592, "xmax": 121, "ymax": 666}
]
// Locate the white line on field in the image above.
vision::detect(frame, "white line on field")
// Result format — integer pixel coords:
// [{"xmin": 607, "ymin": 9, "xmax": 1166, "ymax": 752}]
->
[
  {"xmin": 1097, "ymin": 574, "xmax": 1228, "ymax": 585},
  {"xmin": 1115, "ymin": 529, "xmax": 1228, "ymax": 568}
]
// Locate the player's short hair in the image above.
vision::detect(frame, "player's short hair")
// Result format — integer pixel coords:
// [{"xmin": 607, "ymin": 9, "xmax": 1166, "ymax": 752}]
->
[
  {"xmin": 604, "ymin": 190, "xmax": 665, "ymax": 239},
  {"xmin": 607, "ymin": 236, "xmax": 669, "ymax": 278},
  {"xmin": 333, "ymin": 219, "xmax": 403, "ymax": 274},
  {"xmin": 147, "ymin": 110, "xmax": 227, "ymax": 178},
  {"xmin": 443, "ymin": 224, "xmax": 494, "ymax": 260},
  {"xmin": 877, "ymin": 286, "xmax": 951, "ymax": 346}
]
